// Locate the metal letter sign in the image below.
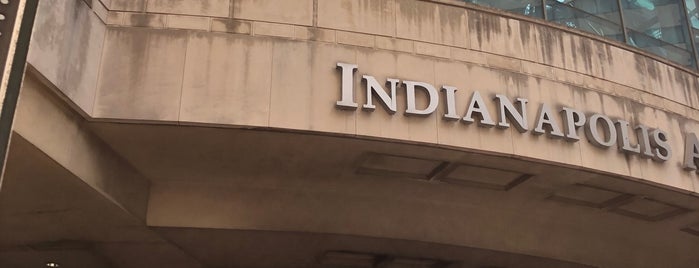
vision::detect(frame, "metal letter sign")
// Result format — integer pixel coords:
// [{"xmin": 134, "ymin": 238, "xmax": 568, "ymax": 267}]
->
[
  {"xmin": 0, "ymin": 0, "xmax": 38, "ymax": 189},
  {"xmin": 336, "ymin": 62, "xmax": 684, "ymax": 169}
]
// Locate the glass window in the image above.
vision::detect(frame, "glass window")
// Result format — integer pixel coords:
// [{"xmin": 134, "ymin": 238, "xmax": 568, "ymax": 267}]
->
[
  {"xmin": 628, "ymin": 28, "xmax": 695, "ymax": 65},
  {"xmin": 686, "ymin": 0, "xmax": 699, "ymax": 28},
  {"xmin": 684, "ymin": 0, "xmax": 699, "ymax": 65},
  {"xmin": 465, "ymin": 0, "xmax": 544, "ymax": 18},
  {"xmin": 545, "ymin": 0, "xmax": 625, "ymax": 42},
  {"xmin": 463, "ymin": 0, "xmax": 698, "ymax": 68},
  {"xmin": 621, "ymin": 0, "xmax": 695, "ymax": 66}
]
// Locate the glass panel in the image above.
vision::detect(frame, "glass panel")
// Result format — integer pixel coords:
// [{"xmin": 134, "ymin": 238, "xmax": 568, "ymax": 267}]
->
[
  {"xmin": 627, "ymin": 28, "xmax": 695, "ymax": 66},
  {"xmin": 686, "ymin": 0, "xmax": 699, "ymax": 28},
  {"xmin": 621, "ymin": 0, "xmax": 692, "ymax": 50},
  {"xmin": 692, "ymin": 27, "xmax": 699, "ymax": 66},
  {"xmin": 465, "ymin": 0, "xmax": 544, "ymax": 18},
  {"xmin": 545, "ymin": 0, "xmax": 625, "ymax": 41},
  {"xmin": 462, "ymin": 0, "xmax": 698, "ymax": 68},
  {"xmin": 683, "ymin": 1, "xmax": 699, "ymax": 68},
  {"xmin": 685, "ymin": 0, "xmax": 699, "ymax": 29}
]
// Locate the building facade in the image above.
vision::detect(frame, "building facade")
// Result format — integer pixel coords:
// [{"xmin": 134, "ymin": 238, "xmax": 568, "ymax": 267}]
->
[{"xmin": 2, "ymin": 0, "xmax": 699, "ymax": 267}]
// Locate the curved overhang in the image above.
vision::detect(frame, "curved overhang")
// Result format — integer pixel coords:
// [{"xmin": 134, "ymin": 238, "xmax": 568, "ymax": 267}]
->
[{"xmin": 25, "ymin": 0, "xmax": 699, "ymax": 193}]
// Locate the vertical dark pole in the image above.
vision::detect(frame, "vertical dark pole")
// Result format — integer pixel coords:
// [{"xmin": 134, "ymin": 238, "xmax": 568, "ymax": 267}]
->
[
  {"xmin": 680, "ymin": 0, "xmax": 699, "ymax": 68},
  {"xmin": 542, "ymin": 0, "xmax": 548, "ymax": 20},
  {"xmin": 0, "ymin": 0, "xmax": 39, "ymax": 190},
  {"xmin": 616, "ymin": 0, "xmax": 630, "ymax": 44}
]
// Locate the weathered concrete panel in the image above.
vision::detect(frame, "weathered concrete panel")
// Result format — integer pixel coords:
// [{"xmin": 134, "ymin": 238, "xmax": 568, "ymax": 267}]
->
[
  {"xmin": 434, "ymin": 60, "xmax": 515, "ymax": 153},
  {"xmin": 396, "ymin": 0, "xmax": 469, "ymax": 47},
  {"xmin": 94, "ymin": 27, "xmax": 187, "ymax": 121},
  {"xmin": 147, "ymin": 0, "xmax": 230, "ymax": 17},
  {"xmin": 318, "ymin": 0, "xmax": 396, "ymax": 37},
  {"xmin": 352, "ymin": 48, "xmax": 440, "ymax": 143},
  {"xmin": 268, "ymin": 41, "xmax": 357, "ymax": 134},
  {"xmin": 180, "ymin": 33, "xmax": 273, "ymax": 127},
  {"xmin": 110, "ymin": 0, "xmax": 146, "ymax": 12},
  {"xmin": 28, "ymin": 0, "xmax": 106, "ymax": 114},
  {"xmin": 232, "ymin": 0, "xmax": 313, "ymax": 26},
  {"xmin": 468, "ymin": 10, "xmax": 525, "ymax": 58}
]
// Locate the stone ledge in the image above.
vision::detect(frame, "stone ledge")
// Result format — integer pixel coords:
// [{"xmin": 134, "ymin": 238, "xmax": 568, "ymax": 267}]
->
[
  {"xmin": 415, "ymin": 42, "xmax": 451, "ymax": 59},
  {"xmin": 167, "ymin": 15, "xmax": 210, "ymax": 31},
  {"xmin": 123, "ymin": 13, "xmax": 166, "ymax": 28},
  {"xmin": 376, "ymin": 36, "xmax": 414, "ymax": 53},
  {"xmin": 253, "ymin": 21, "xmax": 295, "ymax": 39},
  {"xmin": 294, "ymin": 27, "xmax": 336, "ymax": 43},
  {"xmin": 211, "ymin": 19, "xmax": 251, "ymax": 35},
  {"xmin": 336, "ymin": 31, "xmax": 375, "ymax": 48}
]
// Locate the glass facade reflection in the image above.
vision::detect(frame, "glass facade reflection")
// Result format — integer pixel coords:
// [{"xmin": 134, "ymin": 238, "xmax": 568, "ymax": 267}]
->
[
  {"xmin": 685, "ymin": 0, "xmax": 699, "ymax": 64},
  {"xmin": 465, "ymin": 0, "xmax": 699, "ymax": 69},
  {"xmin": 466, "ymin": 0, "xmax": 544, "ymax": 18},
  {"xmin": 545, "ymin": 0, "xmax": 624, "ymax": 42}
]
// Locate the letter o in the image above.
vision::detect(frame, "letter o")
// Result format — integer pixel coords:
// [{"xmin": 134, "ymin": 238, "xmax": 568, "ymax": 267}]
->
[{"xmin": 585, "ymin": 114, "xmax": 617, "ymax": 148}]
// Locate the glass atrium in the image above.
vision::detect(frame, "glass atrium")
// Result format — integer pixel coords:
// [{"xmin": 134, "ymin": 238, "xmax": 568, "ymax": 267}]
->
[{"xmin": 465, "ymin": 0, "xmax": 699, "ymax": 69}]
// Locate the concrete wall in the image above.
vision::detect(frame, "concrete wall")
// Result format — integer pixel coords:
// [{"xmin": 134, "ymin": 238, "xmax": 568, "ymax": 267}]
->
[{"xmin": 26, "ymin": 0, "xmax": 699, "ymax": 196}]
